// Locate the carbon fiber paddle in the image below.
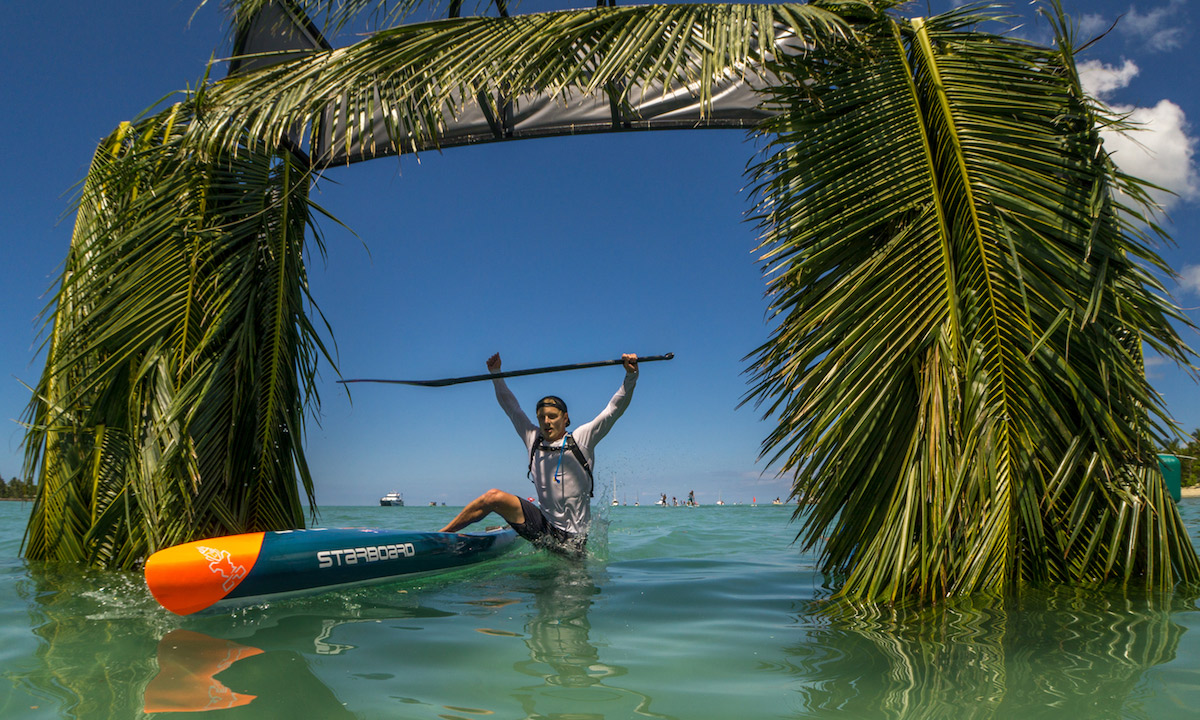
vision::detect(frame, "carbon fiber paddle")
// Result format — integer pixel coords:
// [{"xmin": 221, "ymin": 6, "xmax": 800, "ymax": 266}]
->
[{"xmin": 337, "ymin": 353, "xmax": 674, "ymax": 387}]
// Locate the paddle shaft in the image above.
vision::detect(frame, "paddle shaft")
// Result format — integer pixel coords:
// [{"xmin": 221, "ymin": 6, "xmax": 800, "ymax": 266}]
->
[{"xmin": 338, "ymin": 353, "xmax": 674, "ymax": 387}]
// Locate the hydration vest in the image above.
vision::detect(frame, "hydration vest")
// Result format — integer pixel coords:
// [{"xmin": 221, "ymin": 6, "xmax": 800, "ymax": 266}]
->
[{"xmin": 528, "ymin": 433, "xmax": 594, "ymax": 498}]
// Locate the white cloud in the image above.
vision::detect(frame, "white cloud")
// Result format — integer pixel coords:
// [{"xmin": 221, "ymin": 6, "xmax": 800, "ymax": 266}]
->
[
  {"xmin": 1180, "ymin": 265, "xmax": 1200, "ymax": 296},
  {"xmin": 1123, "ymin": 1, "xmax": 1189, "ymax": 51},
  {"xmin": 1078, "ymin": 13, "xmax": 1113, "ymax": 40},
  {"xmin": 1071, "ymin": 3, "xmax": 1188, "ymax": 51},
  {"xmin": 1078, "ymin": 59, "xmax": 1139, "ymax": 98},
  {"xmin": 1100, "ymin": 99, "xmax": 1200, "ymax": 210},
  {"xmin": 1079, "ymin": 63, "xmax": 1199, "ymax": 211}
]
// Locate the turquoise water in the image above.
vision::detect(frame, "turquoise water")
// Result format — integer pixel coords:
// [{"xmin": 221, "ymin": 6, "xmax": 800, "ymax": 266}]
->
[{"xmin": 4, "ymin": 499, "xmax": 1200, "ymax": 719}]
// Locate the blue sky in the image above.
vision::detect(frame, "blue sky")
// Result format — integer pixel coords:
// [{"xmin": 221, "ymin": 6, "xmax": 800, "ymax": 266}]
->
[{"xmin": 2, "ymin": 0, "xmax": 1197, "ymax": 508}]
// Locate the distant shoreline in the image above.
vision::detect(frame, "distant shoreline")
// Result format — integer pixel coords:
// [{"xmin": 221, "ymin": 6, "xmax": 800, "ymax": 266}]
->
[{"xmin": 0, "ymin": 497, "xmax": 33, "ymax": 502}]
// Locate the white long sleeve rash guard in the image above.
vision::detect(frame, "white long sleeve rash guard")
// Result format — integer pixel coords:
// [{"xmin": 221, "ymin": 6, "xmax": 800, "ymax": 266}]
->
[{"xmin": 492, "ymin": 371, "xmax": 637, "ymax": 537}]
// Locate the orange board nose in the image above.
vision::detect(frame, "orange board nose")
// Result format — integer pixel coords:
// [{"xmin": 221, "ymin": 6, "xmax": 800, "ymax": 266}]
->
[{"xmin": 145, "ymin": 532, "xmax": 265, "ymax": 615}]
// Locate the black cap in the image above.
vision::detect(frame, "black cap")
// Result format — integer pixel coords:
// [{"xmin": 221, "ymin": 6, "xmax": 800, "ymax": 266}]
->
[{"xmin": 536, "ymin": 396, "xmax": 568, "ymax": 413}]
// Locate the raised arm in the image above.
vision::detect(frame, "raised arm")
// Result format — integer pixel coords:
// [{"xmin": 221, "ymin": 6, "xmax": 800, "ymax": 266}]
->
[
  {"xmin": 489, "ymin": 353, "xmax": 537, "ymax": 442},
  {"xmin": 573, "ymin": 354, "xmax": 639, "ymax": 449}
]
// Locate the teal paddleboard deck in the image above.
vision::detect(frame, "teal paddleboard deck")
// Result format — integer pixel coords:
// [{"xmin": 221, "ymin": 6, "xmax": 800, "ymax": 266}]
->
[{"xmin": 145, "ymin": 527, "xmax": 520, "ymax": 615}]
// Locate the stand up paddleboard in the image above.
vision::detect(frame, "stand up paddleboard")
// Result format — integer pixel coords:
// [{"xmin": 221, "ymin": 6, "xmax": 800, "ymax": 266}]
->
[{"xmin": 145, "ymin": 527, "xmax": 520, "ymax": 615}]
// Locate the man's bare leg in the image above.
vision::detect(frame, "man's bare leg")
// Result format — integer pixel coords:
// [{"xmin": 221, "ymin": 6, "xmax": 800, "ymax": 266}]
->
[{"xmin": 440, "ymin": 489, "xmax": 526, "ymax": 533}]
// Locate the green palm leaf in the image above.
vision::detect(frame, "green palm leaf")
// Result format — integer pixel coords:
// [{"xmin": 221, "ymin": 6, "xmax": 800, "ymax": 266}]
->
[
  {"xmin": 746, "ymin": 3, "xmax": 1199, "ymax": 604},
  {"xmin": 193, "ymin": 3, "xmax": 859, "ymax": 160},
  {"xmin": 22, "ymin": 104, "xmax": 335, "ymax": 566}
]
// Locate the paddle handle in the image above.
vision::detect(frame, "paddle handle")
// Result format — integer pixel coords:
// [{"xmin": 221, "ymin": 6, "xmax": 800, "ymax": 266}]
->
[{"xmin": 339, "ymin": 353, "xmax": 674, "ymax": 387}]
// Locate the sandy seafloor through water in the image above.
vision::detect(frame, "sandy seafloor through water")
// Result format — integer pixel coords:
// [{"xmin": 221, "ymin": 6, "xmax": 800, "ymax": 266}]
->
[{"xmin": 4, "ymin": 500, "xmax": 1200, "ymax": 719}]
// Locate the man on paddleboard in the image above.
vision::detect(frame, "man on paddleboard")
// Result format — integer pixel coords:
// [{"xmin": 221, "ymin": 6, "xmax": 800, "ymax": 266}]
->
[{"xmin": 439, "ymin": 352, "xmax": 639, "ymax": 553}]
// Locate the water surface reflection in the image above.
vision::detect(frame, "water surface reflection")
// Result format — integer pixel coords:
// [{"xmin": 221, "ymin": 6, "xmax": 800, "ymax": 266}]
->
[
  {"xmin": 787, "ymin": 587, "xmax": 1194, "ymax": 718},
  {"xmin": 510, "ymin": 560, "xmax": 674, "ymax": 719},
  {"xmin": 12, "ymin": 538, "xmax": 1199, "ymax": 719},
  {"xmin": 144, "ymin": 628, "xmax": 355, "ymax": 717}
]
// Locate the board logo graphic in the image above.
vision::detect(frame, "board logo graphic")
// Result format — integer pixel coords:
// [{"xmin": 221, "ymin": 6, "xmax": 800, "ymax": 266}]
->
[
  {"xmin": 196, "ymin": 545, "xmax": 248, "ymax": 591},
  {"xmin": 317, "ymin": 542, "xmax": 416, "ymax": 569}
]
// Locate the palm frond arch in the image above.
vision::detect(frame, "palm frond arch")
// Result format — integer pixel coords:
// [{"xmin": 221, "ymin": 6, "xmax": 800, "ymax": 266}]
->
[{"xmin": 21, "ymin": 0, "xmax": 1199, "ymax": 605}]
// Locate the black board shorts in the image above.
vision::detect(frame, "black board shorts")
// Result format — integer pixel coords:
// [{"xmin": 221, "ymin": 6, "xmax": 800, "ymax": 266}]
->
[{"xmin": 511, "ymin": 496, "xmax": 586, "ymax": 557}]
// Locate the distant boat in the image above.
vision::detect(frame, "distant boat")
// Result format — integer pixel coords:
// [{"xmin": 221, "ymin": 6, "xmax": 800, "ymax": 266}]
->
[
  {"xmin": 612, "ymin": 477, "xmax": 620, "ymax": 506},
  {"xmin": 379, "ymin": 492, "xmax": 404, "ymax": 507}
]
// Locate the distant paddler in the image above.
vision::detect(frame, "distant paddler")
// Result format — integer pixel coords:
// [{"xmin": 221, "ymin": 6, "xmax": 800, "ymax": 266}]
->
[{"xmin": 440, "ymin": 353, "xmax": 642, "ymax": 555}]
